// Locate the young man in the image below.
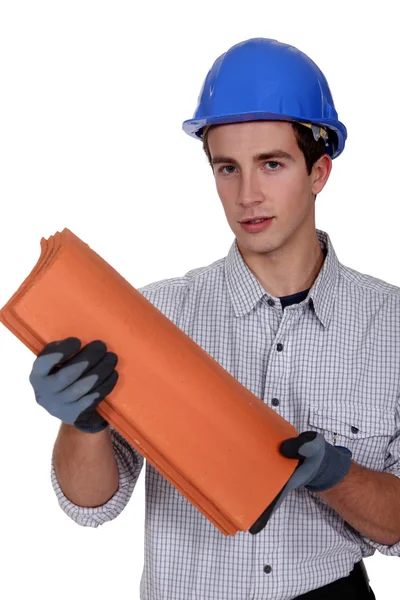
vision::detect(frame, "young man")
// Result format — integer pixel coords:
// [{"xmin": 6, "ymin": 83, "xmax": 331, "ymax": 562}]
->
[{"xmin": 29, "ymin": 38, "xmax": 400, "ymax": 599}]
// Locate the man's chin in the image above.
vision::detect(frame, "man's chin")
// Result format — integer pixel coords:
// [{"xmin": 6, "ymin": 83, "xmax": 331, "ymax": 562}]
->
[{"xmin": 236, "ymin": 236, "xmax": 280, "ymax": 257}]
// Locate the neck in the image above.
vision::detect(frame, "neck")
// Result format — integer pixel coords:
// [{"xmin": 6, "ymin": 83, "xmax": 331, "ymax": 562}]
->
[{"xmin": 238, "ymin": 228, "xmax": 325, "ymax": 298}]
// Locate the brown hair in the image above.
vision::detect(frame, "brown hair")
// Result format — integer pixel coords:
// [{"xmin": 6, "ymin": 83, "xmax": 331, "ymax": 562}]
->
[{"xmin": 202, "ymin": 121, "xmax": 328, "ymax": 175}]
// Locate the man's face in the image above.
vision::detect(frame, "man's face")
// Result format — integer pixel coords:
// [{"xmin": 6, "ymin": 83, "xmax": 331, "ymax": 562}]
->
[{"xmin": 207, "ymin": 120, "xmax": 331, "ymax": 260}]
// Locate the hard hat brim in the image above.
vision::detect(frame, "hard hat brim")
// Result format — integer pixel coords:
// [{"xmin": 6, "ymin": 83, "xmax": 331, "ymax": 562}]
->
[{"xmin": 182, "ymin": 112, "xmax": 347, "ymax": 159}]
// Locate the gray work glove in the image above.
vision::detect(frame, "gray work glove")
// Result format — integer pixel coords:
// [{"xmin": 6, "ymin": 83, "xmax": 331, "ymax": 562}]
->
[
  {"xmin": 280, "ymin": 431, "xmax": 352, "ymax": 492},
  {"xmin": 29, "ymin": 337, "xmax": 118, "ymax": 433},
  {"xmin": 249, "ymin": 431, "xmax": 352, "ymax": 534},
  {"xmin": 272, "ymin": 431, "xmax": 352, "ymax": 515}
]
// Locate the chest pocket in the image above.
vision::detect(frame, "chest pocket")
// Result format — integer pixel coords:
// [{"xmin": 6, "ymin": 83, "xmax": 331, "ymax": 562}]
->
[{"xmin": 308, "ymin": 404, "xmax": 395, "ymax": 471}]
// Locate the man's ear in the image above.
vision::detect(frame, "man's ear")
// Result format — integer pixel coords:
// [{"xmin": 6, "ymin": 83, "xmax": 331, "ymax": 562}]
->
[{"xmin": 311, "ymin": 154, "xmax": 332, "ymax": 196}]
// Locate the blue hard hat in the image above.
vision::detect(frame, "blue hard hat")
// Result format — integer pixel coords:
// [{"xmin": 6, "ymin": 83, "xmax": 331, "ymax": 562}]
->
[{"xmin": 182, "ymin": 38, "xmax": 347, "ymax": 159}]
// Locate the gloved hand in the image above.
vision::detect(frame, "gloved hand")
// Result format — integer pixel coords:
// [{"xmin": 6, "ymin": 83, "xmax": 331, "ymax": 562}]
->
[
  {"xmin": 280, "ymin": 431, "xmax": 352, "ymax": 492},
  {"xmin": 249, "ymin": 431, "xmax": 352, "ymax": 534},
  {"xmin": 29, "ymin": 337, "xmax": 119, "ymax": 433}
]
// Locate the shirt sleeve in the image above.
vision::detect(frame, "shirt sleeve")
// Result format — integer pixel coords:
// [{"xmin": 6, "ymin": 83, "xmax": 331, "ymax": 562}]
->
[
  {"xmin": 360, "ymin": 401, "xmax": 400, "ymax": 556},
  {"xmin": 50, "ymin": 427, "xmax": 144, "ymax": 527}
]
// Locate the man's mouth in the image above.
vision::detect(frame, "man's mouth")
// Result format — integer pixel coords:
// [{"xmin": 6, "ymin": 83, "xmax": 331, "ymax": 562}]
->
[{"xmin": 240, "ymin": 215, "xmax": 272, "ymax": 224}]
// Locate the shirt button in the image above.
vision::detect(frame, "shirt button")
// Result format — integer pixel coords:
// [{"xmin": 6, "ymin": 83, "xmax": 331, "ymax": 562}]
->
[
  {"xmin": 267, "ymin": 298, "xmax": 275, "ymax": 306},
  {"xmin": 264, "ymin": 565, "xmax": 272, "ymax": 574},
  {"xmin": 272, "ymin": 398, "xmax": 280, "ymax": 407},
  {"xmin": 351, "ymin": 426, "xmax": 359, "ymax": 434},
  {"xmin": 276, "ymin": 343, "xmax": 284, "ymax": 352}
]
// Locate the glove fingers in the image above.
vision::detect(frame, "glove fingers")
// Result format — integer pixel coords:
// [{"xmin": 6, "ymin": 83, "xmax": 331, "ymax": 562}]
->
[
  {"xmin": 261, "ymin": 434, "xmax": 321, "ymax": 518},
  {"xmin": 53, "ymin": 339, "xmax": 107, "ymax": 373},
  {"xmin": 74, "ymin": 371, "xmax": 119, "ymax": 432},
  {"xmin": 72, "ymin": 391, "xmax": 104, "ymax": 432},
  {"xmin": 30, "ymin": 337, "xmax": 82, "ymax": 381},
  {"xmin": 53, "ymin": 352, "xmax": 117, "ymax": 404},
  {"xmin": 38, "ymin": 337, "xmax": 81, "ymax": 360},
  {"xmin": 280, "ymin": 431, "xmax": 318, "ymax": 459},
  {"xmin": 50, "ymin": 340, "xmax": 109, "ymax": 393},
  {"xmin": 280, "ymin": 432, "xmax": 326, "ymax": 490},
  {"xmin": 58, "ymin": 372, "xmax": 100, "ymax": 403},
  {"xmin": 84, "ymin": 350, "xmax": 118, "ymax": 385},
  {"xmin": 57, "ymin": 352, "xmax": 118, "ymax": 402},
  {"xmin": 89, "ymin": 369, "xmax": 119, "ymax": 402}
]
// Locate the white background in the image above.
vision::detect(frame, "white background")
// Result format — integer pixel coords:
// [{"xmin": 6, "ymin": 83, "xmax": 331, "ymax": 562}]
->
[{"xmin": 0, "ymin": 1, "xmax": 399, "ymax": 598}]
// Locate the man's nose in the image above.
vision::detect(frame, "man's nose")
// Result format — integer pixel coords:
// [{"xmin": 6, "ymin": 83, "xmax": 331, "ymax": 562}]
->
[{"xmin": 238, "ymin": 171, "xmax": 264, "ymax": 206}]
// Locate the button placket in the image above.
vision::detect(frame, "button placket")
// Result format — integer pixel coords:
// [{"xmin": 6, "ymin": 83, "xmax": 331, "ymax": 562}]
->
[
  {"xmin": 273, "ymin": 308, "xmax": 294, "ymax": 353},
  {"xmin": 264, "ymin": 310, "xmax": 294, "ymax": 418}
]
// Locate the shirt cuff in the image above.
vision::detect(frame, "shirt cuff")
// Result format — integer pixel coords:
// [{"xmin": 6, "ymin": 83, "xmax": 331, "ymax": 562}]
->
[{"xmin": 50, "ymin": 426, "xmax": 144, "ymax": 527}]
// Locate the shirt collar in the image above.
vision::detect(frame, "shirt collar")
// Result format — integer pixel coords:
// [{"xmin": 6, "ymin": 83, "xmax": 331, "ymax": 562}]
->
[{"xmin": 224, "ymin": 229, "xmax": 340, "ymax": 329}]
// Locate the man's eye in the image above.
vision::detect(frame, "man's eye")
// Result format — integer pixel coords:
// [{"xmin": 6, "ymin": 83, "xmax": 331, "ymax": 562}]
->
[
  {"xmin": 265, "ymin": 161, "xmax": 281, "ymax": 170},
  {"xmin": 220, "ymin": 165, "xmax": 236, "ymax": 174}
]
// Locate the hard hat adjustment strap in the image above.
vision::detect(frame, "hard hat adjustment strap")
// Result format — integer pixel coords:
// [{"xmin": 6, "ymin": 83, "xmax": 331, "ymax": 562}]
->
[{"xmin": 296, "ymin": 121, "xmax": 328, "ymax": 142}]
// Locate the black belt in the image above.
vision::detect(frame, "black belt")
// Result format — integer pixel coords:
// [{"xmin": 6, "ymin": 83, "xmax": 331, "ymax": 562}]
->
[{"xmin": 294, "ymin": 560, "xmax": 375, "ymax": 599}]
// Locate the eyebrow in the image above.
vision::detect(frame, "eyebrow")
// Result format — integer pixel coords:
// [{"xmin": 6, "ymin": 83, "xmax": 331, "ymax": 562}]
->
[{"xmin": 211, "ymin": 150, "xmax": 295, "ymax": 166}]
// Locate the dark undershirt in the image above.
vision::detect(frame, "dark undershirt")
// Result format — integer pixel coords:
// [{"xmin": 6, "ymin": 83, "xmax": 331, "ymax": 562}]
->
[
  {"xmin": 278, "ymin": 247, "xmax": 326, "ymax": 309},
  {"xmin": 279, "ymin": 288, "xmax": 310, "ymax": 309}
]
